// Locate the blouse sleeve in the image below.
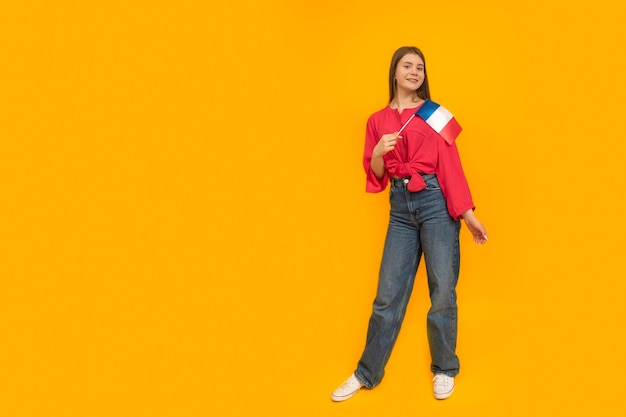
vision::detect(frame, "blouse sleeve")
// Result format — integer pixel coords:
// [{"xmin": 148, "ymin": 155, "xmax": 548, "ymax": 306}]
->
[
  {"xmin": 363, "ymin": 115, "xmax": 389, "ymax": 193},
  {"xmin": 435, "ymin": 136, "xmax": 475, "ymax": 220}
]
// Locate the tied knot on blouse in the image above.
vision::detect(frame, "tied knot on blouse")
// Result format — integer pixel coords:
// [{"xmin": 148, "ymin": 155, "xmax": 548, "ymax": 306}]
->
[{"xmin": 384, "ymin": 158, "xmax": 426, "ymax": 192}]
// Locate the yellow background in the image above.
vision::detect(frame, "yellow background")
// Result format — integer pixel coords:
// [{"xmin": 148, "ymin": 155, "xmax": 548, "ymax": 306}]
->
[{"xmin": 2, "ymin": 1, "xmax": 625, "ymax": 415}]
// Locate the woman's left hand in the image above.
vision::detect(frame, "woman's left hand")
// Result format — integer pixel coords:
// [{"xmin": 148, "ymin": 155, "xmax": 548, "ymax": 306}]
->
[{"xmin": 461, "ymin": 210, "xmax": 488, "ymax": 245}]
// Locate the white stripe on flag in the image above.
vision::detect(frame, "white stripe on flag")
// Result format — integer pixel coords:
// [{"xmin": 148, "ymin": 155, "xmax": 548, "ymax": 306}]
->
[{"xmin": 425, "ymin": 106, "xmax": 453, "ymax": 132}]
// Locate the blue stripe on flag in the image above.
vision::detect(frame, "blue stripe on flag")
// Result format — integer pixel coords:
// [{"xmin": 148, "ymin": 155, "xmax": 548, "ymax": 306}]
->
[{"xmin": 416, "ymin": 99, "xmax": 440, "ymax": 121}]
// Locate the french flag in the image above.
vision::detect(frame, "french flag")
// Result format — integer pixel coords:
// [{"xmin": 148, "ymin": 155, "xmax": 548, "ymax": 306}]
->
[{"xmin": 416, "ymin": 100, "xmax": 462, "ymax": 144}]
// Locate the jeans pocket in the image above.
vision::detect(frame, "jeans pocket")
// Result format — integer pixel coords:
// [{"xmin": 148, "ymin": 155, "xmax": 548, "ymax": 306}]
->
[
  {"xmin": 423, "ymin": 174, "xmax": 441, "ymax": 191},
  {"xmin": 389, "ymin": 185, "xmax": 402, "ymax": 204}
]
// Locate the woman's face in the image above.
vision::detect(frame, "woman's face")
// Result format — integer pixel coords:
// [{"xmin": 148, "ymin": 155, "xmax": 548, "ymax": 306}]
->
[{"xmin": 395, "ymin": 53, "xmax": 425, "ymax": 94}]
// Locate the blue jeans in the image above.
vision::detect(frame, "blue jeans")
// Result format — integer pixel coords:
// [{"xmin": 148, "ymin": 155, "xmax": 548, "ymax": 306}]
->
[{"xmin": 354, "ymin": 174, "xmax": 461, "ymax": 389}]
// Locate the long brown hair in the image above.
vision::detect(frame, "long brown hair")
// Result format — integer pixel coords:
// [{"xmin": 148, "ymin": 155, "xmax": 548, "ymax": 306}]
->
[{"xmin": 388, "ymin": 46, "xmax": 431, "ymax": 103}]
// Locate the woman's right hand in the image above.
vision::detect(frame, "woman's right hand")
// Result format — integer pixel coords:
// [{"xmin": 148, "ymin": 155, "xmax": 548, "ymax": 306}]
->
[{"xmin": 373, "ymin": 132, "xmax": 401, "ymax": 157}]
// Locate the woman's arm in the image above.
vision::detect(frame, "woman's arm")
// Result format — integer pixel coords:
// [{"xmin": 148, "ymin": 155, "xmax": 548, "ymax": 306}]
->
[
  {"xmin": 461, "ymin": 209, "xmax": 488, "ymax": 244},
  {"xmin": 370, "ymin": 132, "xmax": 401, "ymax": 178}
]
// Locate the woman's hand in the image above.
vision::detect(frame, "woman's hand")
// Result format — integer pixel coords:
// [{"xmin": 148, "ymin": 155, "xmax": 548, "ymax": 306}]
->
[
  {"xmin": 373, "ymin": 132, "xmax": 401, "ymax": 157},
  {"xmin": 370, "ymin": 132, "xmax": 401, "ymax": 179},
  {"xmin": 461, "ymin": 209, "xmax": 488, "ymax": 245}
]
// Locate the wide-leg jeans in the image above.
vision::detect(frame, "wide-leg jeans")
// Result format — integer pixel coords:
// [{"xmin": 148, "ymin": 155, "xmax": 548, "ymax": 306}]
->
[{"xmin": 354, "ymin": 174, "xmax": 461, "ymax": 389}]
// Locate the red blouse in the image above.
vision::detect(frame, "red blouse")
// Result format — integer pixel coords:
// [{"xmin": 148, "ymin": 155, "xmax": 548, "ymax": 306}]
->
[{"xmin": 363, "ymin": 104, "xmax": 475, "ymax": 220}]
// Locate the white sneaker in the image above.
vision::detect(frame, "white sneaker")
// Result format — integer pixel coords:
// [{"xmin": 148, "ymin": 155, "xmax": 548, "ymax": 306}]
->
[
  {"xmin": 331, "ymin": 374, "xmax": 363, "ymax": 402},
  {"xmin": 433, "ymin": 374, "xmax": 454, "ymax": 399}
]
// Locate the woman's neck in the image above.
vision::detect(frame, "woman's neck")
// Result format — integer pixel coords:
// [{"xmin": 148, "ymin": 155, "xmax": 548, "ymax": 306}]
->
[{"xmin": 390, "ymin": 92, "xmax": 423, "ymax": 113}]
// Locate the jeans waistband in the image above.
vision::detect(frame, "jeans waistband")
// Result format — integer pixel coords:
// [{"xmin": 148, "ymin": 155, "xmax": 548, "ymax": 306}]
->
[
  {"xmin": 391, "ymin": 177, "xmax": 411, "ymax": 188},
  {"xmin": 391, "ymin": 173, "xmax": 436, "ymax": 189}
]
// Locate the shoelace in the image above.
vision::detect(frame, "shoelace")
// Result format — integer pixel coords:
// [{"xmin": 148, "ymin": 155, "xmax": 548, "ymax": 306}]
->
[
  {"xmin": 433, "ymin": 375, "xmax": 452, "ymax": 389},
  {"xmin": 340, "ymin": 380, "xmax": 352, "ymax": 389},
  {"xmin": 340, "ymin": 376, "xmax": 361, "ymax": 390}
]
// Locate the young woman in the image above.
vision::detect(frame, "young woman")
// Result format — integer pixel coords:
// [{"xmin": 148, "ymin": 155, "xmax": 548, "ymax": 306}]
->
[{"xmin": 331, "ymin": 46, "xmax": 488, "ymax": 402}]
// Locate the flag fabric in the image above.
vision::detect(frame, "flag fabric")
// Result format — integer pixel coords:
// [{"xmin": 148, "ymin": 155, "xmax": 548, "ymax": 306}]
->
[{"xmin": 415, "ymin": 100, "xmax": 462, "ymax": 144}]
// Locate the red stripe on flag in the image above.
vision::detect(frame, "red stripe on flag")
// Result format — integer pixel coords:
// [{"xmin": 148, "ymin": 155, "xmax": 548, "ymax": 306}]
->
[{"xmin": 438, "ymin": 118, "xmax": 462, "ymax": 144}]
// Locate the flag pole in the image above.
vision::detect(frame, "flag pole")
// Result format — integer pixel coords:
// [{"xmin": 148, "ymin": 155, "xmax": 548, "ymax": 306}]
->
[
  {"xmin": 397, "ymin": 114, "xmax": 415, "ymax": 136},
  {"xmin": 391, "ymin": 112, "xmax": 417, "ymax": 159}
]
